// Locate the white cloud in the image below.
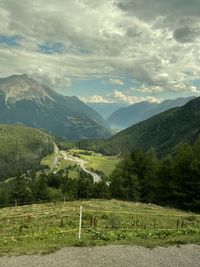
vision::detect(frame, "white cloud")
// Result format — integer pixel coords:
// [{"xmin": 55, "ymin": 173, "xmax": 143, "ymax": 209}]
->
[
  {"xmin": 104, "ymin": 78, "xmax": 124, "ymax": 85},
  {"xmin": 113, "ymin": 90, "xmax": 162, "ymax": 104},
  {"xmin": 79, "ymin": 95, "xmax": 113, "ymax": 103},
  {"xmin": 136, "ymin": 85, "xmax": 163, "ymax": 94}
]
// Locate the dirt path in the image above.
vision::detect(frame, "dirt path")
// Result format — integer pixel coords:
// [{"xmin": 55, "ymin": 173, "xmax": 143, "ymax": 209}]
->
[{"xmin": 1, "ymin": 245, "xmax": 199, "ymax": 267}]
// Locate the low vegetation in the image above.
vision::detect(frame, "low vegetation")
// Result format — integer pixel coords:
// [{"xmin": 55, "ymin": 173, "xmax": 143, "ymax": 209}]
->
[{"xmin": 0, "ymin": 199, "xmax": 199, "ymax": 255}]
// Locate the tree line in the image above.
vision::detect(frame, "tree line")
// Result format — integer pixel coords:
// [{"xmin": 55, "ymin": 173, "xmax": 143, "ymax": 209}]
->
[
  {"xmin": 110, "ymin": 140, "xmax": 200, "ymax": 212},
  {"xmin": 0, "ymin": 168, "xmax": 110, "ymax": 206},
  {"xmin": 0, "ymin": 139, "xmax": 200, "ymax": 212}
]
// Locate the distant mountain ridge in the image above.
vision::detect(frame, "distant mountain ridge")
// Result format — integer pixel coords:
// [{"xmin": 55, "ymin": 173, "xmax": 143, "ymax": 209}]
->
[
  {"xmin": 78, "ymin": 96, "xmax": 200, "ymax": 156},
  {"xmin": 0, "ymin": 74, "xmax": 111, "ymax": 140},
  {"xmin": 87, "ymin": 102, "xmax": 128, "ymax": 120},
  {"xmin": 107, "ymin": 97, "xmax": 195, "ymax": 130}
]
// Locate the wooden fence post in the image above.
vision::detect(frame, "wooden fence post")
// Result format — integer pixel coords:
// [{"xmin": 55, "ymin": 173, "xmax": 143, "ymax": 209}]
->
[{"xmin": 78, "ymin": 206, "xmax": 83, "ymax": 240}]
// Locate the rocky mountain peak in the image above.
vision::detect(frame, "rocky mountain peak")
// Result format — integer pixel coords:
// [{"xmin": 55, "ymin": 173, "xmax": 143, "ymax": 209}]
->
[{"xmin": 0, "ymin": 74, "xmax": 53, "ymax": 103}]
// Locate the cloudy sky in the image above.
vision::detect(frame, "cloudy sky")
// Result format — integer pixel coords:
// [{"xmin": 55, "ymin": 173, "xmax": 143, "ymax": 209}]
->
[{"xmin": 0, "ymin": 0, "xmax": 200, "ymax": 104}]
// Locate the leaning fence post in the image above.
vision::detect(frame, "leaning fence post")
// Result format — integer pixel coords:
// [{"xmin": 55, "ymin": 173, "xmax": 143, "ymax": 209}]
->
[
  {"xmin": 15, "ymin": 199, "xmax": 17, "ymax": 207},
  {"xmin": 78, "ymin": 205, "xmax": 83, "ymax": 240}
]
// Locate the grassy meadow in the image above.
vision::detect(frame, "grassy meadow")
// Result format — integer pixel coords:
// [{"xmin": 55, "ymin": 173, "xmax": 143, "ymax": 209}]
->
[
  {"xmin": 68, "ymin": 149, "xmax": 120, "ymax": 176},
  {"xmin": 41, "ymin": 149, "xmax": 119, "ymax": 177},
  {"xmin": 0, "ymin": 199, "xmax": 200, "ymax": 255}
]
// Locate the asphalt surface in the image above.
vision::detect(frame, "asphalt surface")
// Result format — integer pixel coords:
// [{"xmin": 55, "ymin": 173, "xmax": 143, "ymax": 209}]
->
[{"xmin": 1, "ymin": 245, "xmax": 200, "ymax": 267}]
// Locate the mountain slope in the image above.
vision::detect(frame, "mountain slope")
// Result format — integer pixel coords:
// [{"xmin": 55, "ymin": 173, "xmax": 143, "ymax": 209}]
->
[
  {"xmin": 0, "ymin": 75, "xmax": 111, "ymax": 140},
  {"xmin": 87, "ymin": 102, "xmax": 128, "ymax": 120},
  {"xmin": 107, "ymin": 97, "xmax": 195, "ymax": 129},
  {"xmin": 78, "ymin": 97, "xmax": 200, "ymax": 156},
  {"xmin": 64, "ymin": 96, "xmax": 108, "ymax": 128},
  {"xmin": 0, "ymin": 125, "xmax": 54, "ymax": 180}
]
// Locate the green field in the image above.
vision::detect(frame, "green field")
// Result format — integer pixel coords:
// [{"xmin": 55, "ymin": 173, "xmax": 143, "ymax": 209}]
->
[
  {"xmin": 68, "ymin": 150, "xmax": 120, "ymax": 176},
  {"xmin": 41, "ymin": 150, "xmax": 80, "ymax": 179},
  {"xmin": 81, "ymin": 155, "xmax": 119, "ymax": 176},
  {"xmin": 41, "ymin": 149, "xmax": 119, "ymax": 178},
  {"xmin": 0, "ymin": 199, "xmax": 200, "ymax": 255}
]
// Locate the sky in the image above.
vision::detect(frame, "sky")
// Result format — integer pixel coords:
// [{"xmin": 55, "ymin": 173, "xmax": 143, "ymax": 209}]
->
[{"xmin": 0, "ymin": 0, "xmax": 200, "ymax": 105}]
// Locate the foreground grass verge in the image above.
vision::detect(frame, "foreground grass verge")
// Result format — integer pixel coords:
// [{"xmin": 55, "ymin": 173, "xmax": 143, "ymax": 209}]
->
[{"xmin": 0, "ymin": 199, "xmax": 199, "ymax": 255}]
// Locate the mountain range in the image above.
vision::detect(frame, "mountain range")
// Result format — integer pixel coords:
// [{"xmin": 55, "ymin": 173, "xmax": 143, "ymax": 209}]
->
[
  {"xmin": 107, "ymin": 97, "xmax": 195, "ymax": 130},
  {"xmin": 87, "ymin": 102, "xmax": 128, "ymax": 120},
  {"xmin": 77, "ymin": 96, "xmax": 200, "ymax": 156},
  {"xmin": 0, "ymin": 74, "xmax": 111, "ymax": 140}
]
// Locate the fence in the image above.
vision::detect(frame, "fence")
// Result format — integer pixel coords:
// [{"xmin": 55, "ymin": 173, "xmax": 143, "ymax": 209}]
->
[{"xmin": 0, "ymin": 200, "xmax": 200, "ymax": 246}]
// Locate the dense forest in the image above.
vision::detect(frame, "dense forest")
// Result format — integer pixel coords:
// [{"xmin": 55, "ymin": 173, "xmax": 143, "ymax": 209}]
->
[
  {"xmin": 1, "ymin": 139, "xmax": 199, "ymax": 212},
  {"xmin": 0, "ymin": 167, "xmax": 110, "ymax": 207},
  {"xmin": 110, "ymin": 140, "xmax": 200, "ymax": 212},
  {"xmin": 0, "ymin": 125, "xmax": 54, "ymax": 180}
]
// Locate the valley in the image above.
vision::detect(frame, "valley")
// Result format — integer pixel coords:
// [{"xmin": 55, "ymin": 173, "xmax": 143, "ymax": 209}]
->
[
  {"xmin": 41, "ymin": 146, "xmax": 119, "ymax": 183},
  {"xmin": 77, "ymin": 96, "xmax": 200, "ymax": 156},
  {"xmin": 1, "ymin": 0, "xmax": 200, "ymax": 264}
]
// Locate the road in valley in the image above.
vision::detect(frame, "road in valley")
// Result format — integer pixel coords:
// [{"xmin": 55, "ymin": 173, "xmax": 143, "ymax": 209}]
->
[
  {"xmin": 60, "ymin": 151, "xmax": 101, "ymax": 183},
  {"xmin": 51, "ymin": 143, "xmax": 59, "ymax": 170}
]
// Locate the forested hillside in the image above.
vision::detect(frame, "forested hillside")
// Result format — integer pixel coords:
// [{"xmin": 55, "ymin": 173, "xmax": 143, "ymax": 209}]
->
[
  {"xmin": 77, "ymin": 97, "xmax": 200, "ymax": 156},
  {"xmin": 110, "ymin": 140, "xmax": 200, "ymax": 212},
  {"xmin": 107, "ymin": 97, "xmax": 194, "ymax": 130},
  {"xmin": 0, "ymin": 125, "xmax": 54, "ymax": 180}
]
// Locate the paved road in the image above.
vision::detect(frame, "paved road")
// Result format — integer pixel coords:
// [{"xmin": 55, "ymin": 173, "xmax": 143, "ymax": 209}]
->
[
  {"xmin": 1, "ymin": 245, "xmax": 200, "ymax": 267},
  {"xmin": 50, "ymin": 143, "xmax": 60, "ymax": 171},
  {"xmin": 61, "ymin": 151, "xmax": 101, "ymax": 183}
]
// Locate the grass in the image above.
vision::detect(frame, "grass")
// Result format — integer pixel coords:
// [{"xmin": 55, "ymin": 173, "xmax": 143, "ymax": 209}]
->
[
  {"xmin": 81, "ymin": 155, "xmax": 119, "ymax": 176},
  {"xmin": 41, "ymin": 150, "xmax": 80, "ymax": 179},
  {"xmin": 41, "ymin": 148, "xmax": 119, "ymax": 177},
  {"xmin": 0, "ymin": 199, "xmax": 199, "ymax": 255},
  {"xmin": 68, "ymin": 149, "xmax": 120, "ymax": 176},
  {"xmin": 41, "ymin": 152, "xmax": 56, "ymax": 170}
]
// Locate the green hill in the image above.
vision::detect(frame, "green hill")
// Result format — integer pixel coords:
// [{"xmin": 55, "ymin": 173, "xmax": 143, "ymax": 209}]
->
[
  {"xmin": 77, "ymin": 97, "xmax": 200, "ymax": 156},
  {"xmin": 107, "ymin": 97, "xmax": 194, "ymax": 130},
  {"xmin": 0, "ymin": 125, "xmax": 54, "ymax": 180}
]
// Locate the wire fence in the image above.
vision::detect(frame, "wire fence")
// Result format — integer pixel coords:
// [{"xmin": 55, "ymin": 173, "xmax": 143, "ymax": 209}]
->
[{"xmin": 0, "ymin": 200, "xmax": 200, "ymax": 243}]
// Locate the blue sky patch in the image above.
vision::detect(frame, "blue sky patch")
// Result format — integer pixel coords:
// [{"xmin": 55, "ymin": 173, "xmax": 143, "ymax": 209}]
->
[
  {"xmin": 0, "ymin": 34, "xmax": 20, "ymax": 47},
  {"xmin": 39, "ymin": 42, "xmax": 65, "ymax": 54}
]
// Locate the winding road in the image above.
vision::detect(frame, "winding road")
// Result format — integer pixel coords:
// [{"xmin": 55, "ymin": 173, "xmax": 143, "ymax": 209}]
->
[{"xmin": 61, "ymin": 151, "xmax": 101, "ymax": 183}]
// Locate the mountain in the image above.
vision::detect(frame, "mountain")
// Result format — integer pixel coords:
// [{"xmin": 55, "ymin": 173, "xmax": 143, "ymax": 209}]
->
[
  {"xmin": 78, "ymin": 97, "xmax": 200, "ymax": 156},
  {"xmin": 0, "ymin": 74, "xmax": 111, "ymax": 140},
  {"xmin": 107, "ymin": 97, "xmax": 195, "ymax": 130},
  {"xmin": 0, "ymin": 125, "xmax": 54, "ymax": 180},
  {"xmin": 87, "ymin": 102, "xmax": 128, "ymax": 120}
]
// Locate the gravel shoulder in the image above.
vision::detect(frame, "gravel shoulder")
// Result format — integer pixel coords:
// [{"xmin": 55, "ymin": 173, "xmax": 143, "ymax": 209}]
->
[{"xmin": 1, "ymin": 245, "xmax": 200, "ymax": 267}]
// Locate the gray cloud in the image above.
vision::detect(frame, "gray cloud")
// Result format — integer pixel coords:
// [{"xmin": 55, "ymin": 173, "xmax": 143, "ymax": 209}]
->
[
  {"xmin": 173, "ymin": 26, "xmax": 200, "ymax": 43},
  {"xmin": 0, "ymin": 0, "xmax": 199, "ymax": 96},
  {"xmin": 117, "ymin": 0, "xmax": 200, "ymax": 20}
]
